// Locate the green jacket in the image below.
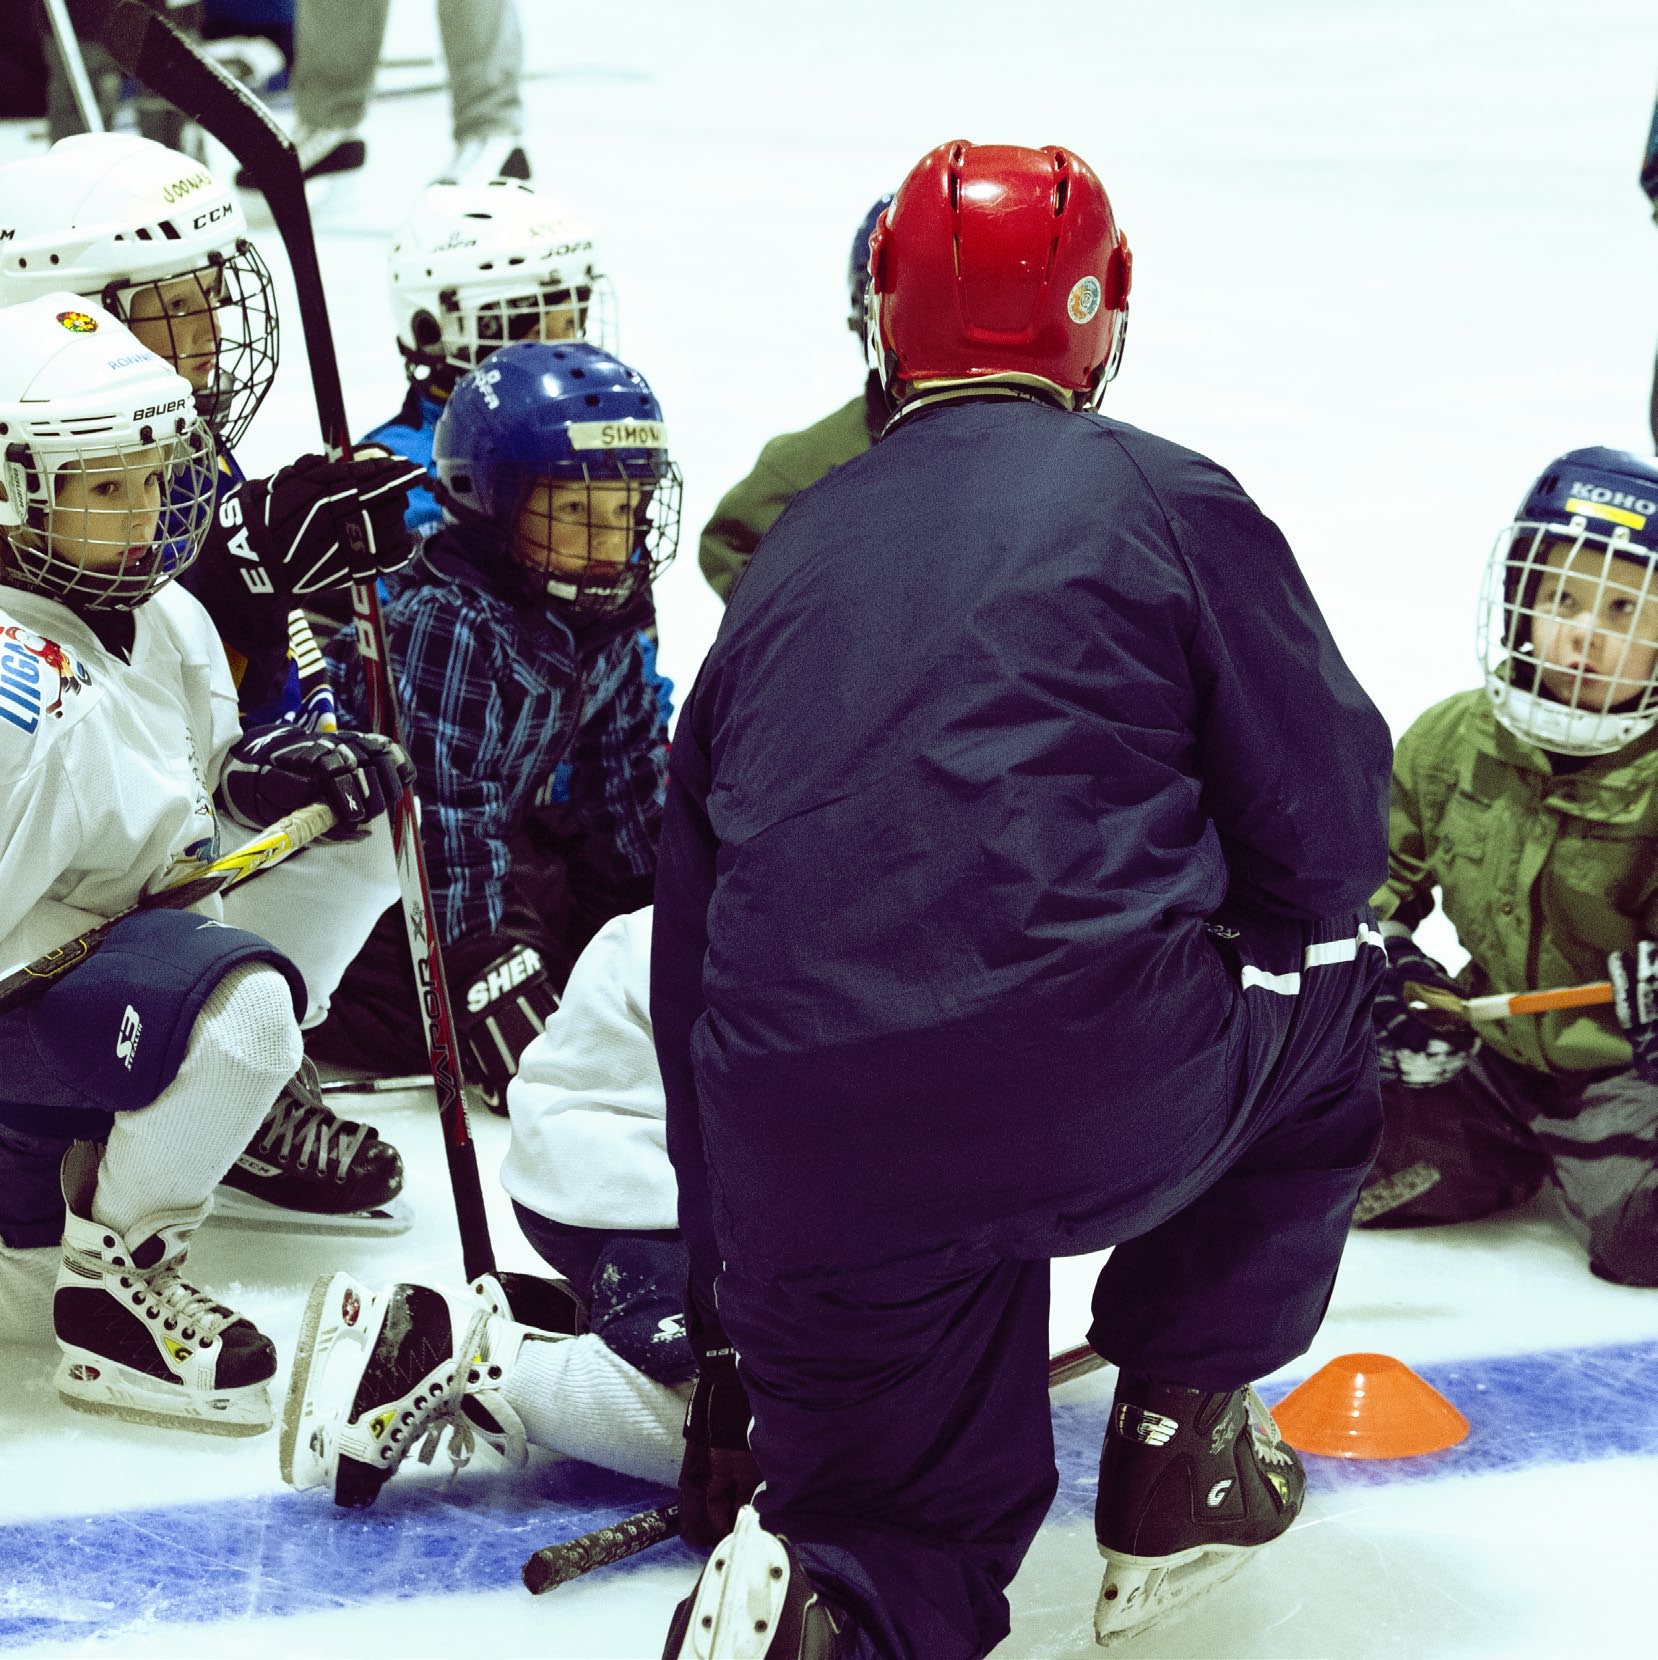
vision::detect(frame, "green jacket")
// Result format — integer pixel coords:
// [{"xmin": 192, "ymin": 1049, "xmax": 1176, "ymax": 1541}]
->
[
  {"xmin": 1377, "ymin": 688, "xmax": 1658, "ymax": 1075},
  {"xmin": 697, "ymin": 378, "xmax": 886, "ymax": 601}
]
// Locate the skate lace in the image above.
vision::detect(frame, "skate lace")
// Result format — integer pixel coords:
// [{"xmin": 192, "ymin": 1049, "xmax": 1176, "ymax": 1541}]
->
[
  {"xmin": 256, "ymin": 1061, "xmax": 371, "ymax": 1180},
  {"xmin": 120, "ymin": 1264, "xmax": 239, "ymax": 1346},
  {"xmin": 402, "ymin": 1309, "xmax": 511, "ymax": 1476},
  {"xmin": 1244, "ymin": 1387, "xmax": 1296, "ymax": 1466}
]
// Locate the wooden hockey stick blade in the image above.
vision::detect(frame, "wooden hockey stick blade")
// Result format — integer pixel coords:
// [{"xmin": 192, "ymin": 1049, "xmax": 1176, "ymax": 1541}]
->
[
  {"xmin": 521, "ymin": 1339, "xmax": 1109, "ymax": 1594},
  {"xmin": 1404, "ymin": 977, "xmax": 1614, "ymax": 1026},
  {"xmin": 1351, "ymin": 1159, "xmax": 1440, "ymax": 1225},
  {"xmin": 0, "ymin": 801, "xmax": 336, "ymax": 1015}
]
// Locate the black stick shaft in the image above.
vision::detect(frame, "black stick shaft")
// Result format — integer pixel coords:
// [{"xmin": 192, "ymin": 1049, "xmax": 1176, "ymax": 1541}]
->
[{"xmin": 521, "ymin": 1340, "xmax": 1107, "ymax": 1594}]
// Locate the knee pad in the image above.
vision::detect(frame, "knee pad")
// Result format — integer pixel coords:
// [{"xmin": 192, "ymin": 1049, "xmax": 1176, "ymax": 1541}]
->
[{"xmin": 587, "ymin": 1234, "xmax": 694, "ymax": 1386}]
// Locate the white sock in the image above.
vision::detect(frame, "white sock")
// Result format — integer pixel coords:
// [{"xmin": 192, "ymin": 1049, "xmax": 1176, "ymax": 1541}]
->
[
  {"xmin": 94, "ymin": 964, "xmax": 303, "ymax": 1237},
  {"xmin": 503, "ymin": 1331, "xmax": 688, "ymax": 1486},
  {"xmin": 0, "ymin": 1245, "xmax": 57, "ymax": 1347}
]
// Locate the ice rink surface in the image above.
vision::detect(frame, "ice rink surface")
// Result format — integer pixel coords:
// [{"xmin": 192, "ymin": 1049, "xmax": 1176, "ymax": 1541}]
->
[{"xmin": 3, "ymin": 0, "xmax": 1658, "ymax": 1654}]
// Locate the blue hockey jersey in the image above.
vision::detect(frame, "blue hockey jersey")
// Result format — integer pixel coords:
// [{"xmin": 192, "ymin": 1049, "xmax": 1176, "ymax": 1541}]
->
[{"xmin": 653, "ymin": 392, "xmax": 1391, "ymax": 1285}]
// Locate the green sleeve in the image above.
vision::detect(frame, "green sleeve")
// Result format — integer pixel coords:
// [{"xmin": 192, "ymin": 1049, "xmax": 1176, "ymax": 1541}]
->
[{"xmin": 697, "ymin": 393, "xmax": 876, "ymax": 601}]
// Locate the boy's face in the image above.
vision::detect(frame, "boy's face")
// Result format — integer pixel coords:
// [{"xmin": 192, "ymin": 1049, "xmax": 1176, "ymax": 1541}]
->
[
  {"xmin": 514, "ymin": 479, "xmax": 645, "ymax": 592},
  {"xmin": 123, "ymin": 267, "xmax": 224, "ymax": 391},
  {"xmin": 48, "ymin": 447, "xmax": 166, "ymax": 574},
  {"xmin": 1528, "ymin": 539, "xmax": 1658, "ymax": 712}
]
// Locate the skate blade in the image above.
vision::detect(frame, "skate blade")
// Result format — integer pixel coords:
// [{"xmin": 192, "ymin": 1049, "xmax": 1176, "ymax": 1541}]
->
[
  {"xmin": 1094, "ymin": 1540, "xmax": 1261, "ymax": 1647},
  {"xmin": 674, "ymin": 1507, "xmax": 792, "ymax": 1660},
  {"xmin": 280, "ymin": 1271, "xmax": 379, "ymax": 1489},
  {"xmin": 209, "ymin": 1186, "xmax": 414, "ymax": 1238},
  {"xmin": 56, "ymin": 1355, "xmax": 271, "ymax": 1437}
]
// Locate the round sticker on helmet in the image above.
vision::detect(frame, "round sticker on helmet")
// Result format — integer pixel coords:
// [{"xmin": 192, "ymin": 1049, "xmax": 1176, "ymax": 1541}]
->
[
  {"xmin": 1067, "ymin": 277, "xmax": 1102, "ymax": 325},
  {"xmin": 56, "ymin": 310, "xmax": 99, "ymax": 334}
]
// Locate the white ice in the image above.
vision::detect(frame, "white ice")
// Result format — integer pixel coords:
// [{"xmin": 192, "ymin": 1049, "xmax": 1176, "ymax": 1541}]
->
[{"xmin": 3, "ymin": 0, "xmax": 1658, "ymax": 1655}]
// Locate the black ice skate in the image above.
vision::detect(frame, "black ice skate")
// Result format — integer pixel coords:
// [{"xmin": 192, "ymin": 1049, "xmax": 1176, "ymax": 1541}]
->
[
  {"xmin": 54, "ymin": 1142, "xmax": 277, "ymax": 1435},
  {"xmin": 215, "ymin": 1058, "xmax": 411, "ymax": 1236},
  {"xmin": 1093, "ymin": 1375, "xmax": 1305, "ymax": 1646},
  {"xmin": 662, "ymin": 1505, "xmax": 849, "ymax": 1660},
  {"xmin": 280, "ymin": 1272, "xmax": 548, "ymax": 1508}
]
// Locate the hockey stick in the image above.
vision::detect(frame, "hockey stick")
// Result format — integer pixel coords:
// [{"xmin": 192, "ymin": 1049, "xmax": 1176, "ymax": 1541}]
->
[
  {"xmin": 1351, "ymin": 1159, "xmax": 1439, "ymax": 1224},
  {"xmin": 74, "ymin": 0, "xmax": 495, "ymax": 1281},
  {"xmin": 521, "ymin": 1341, "xmax": 1107, "ymax": 1595},
  {"xmin": 1404, "ymin": 977, "xmax": 1613, "ymax": 1027},
  {"xmin": 42, "ymin": 0, "xmax": 106, "ymax": 132},
  {"xmin": 0, "ymin": 801, "xmax": 336, "ymax": 1016}
]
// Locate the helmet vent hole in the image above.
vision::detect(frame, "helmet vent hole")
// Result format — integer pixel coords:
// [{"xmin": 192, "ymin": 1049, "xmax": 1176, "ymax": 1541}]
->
[
  {"xmin": 584, "ymin": 393, "xmax": 599, "ymax": 406},
  {"xmin": 159, "ymin": 220, "xmax": 182, "ymax": 240},
  {"xmin": 1053, "ymin": 175, "xmax": 1069, "ymax": 215}
]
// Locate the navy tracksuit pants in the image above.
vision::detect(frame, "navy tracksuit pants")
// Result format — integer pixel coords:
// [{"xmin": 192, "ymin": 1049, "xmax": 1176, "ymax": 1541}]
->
[{"xmin": 711, "ymin": 912, "xmax": 1383, "ymax": 1660}]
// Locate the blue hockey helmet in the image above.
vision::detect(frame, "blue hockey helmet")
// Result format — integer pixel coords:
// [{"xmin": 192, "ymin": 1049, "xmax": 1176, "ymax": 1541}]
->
[
  {"xmin": 847, "ymin": 194, "xmax": 894, "ymax": 336},
  {"xmin": 432, "ymin": 339, "xmax": 681, "ymax": 613},
  {"xmin": 1478, "ymin": 445, "xmax": 1658, "ymax": 755}
]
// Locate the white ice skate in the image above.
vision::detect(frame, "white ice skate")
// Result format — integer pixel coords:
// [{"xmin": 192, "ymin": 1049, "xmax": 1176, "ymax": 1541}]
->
[
  {"xmin": 54, "ymin": 1143, "xmax": 276, "ymax": 1435},
  {"xmin": 280, "ymin": 1272, "xmax": 535, "ymax": 1508},
  {"xmin": 665, "ymin": 1505, "xmax": 849, "ymax": 1660}
]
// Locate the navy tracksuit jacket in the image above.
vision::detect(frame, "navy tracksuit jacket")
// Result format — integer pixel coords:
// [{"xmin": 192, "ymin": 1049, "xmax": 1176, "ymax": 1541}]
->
[{"xmin": 651, "ymin": 391, "xmax": 1392, "ymax": 1660}]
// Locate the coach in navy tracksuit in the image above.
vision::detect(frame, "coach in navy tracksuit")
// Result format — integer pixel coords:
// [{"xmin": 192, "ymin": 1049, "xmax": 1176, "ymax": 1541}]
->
[{"xmin": 654, "ymin": 143, "xmax": 1392, "ymax": 1660}]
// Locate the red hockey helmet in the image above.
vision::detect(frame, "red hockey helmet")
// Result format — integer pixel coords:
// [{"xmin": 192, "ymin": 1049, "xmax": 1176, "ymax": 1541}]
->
[{"xmin": 867, "ymin": 140, "xmax": 1132, "ymax": 406}]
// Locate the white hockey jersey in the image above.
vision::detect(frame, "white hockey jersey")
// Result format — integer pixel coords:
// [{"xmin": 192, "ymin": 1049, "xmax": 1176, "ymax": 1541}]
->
[
  {"xmin": 500, "ymin": 906, "xmax": 676, "ymax": 1231},
  {"xmin": 0, "ymin": 580, "xmax": 241, "ymax": 979}
]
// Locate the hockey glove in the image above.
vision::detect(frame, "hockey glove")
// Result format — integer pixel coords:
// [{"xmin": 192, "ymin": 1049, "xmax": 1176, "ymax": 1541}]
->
[
  {"xmin": 204, "ymin": 452, "xmax": 425, "ymax": 611},
  {"xmin": 1373, "ymin": 926, "xmax": 1480, "ymax": 1088},
  {"xmin": 218, "ymin": 724, "xmax": 414, "ymax": 840},
  {"xmin": 448, "ymin": 933, "xmax": 561, "ymax": 1112},
  {"xmin": 1608, "ymin": 940, "xmax": 1658, "ymax": 1087},
  {"xmin": 679, "ymin": 1343, "xmax": 762, "ymax": 1549}
]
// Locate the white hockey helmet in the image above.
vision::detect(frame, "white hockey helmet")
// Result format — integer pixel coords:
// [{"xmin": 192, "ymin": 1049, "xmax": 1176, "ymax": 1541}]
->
[
  {"xmin": 389, "ymin": 178, "xmax": 617, "ymax": 387},
  {"xmin": 0, "ymin": 133, "xmax": 278, "ymax": 449},
  {"xmin": 0, "ymin": 294, "xmax": 217, "ymax": 613}
]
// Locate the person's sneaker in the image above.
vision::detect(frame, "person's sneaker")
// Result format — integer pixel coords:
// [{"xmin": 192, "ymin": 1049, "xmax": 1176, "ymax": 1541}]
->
[
  {"xmin": 215, "ymin": 1057, "xmax": 409, "ymax": 1235},
  {"xmin": 433, "ymin": 132, "xmax": 531, "ymax": 186},
  {"xmin": 236, "ymin": 127, "xmax": 365, "ymax": 189},
  {"xmin": 662, "ymin": 1505, "xmax": 851, "ymax": 1660},
  {"xmin": 1093, "ymin": 1376, "xmax": 1304, "ymax": 1646},
  {"xmin": 54, "ymin": 1142, "xmax": 276, "ymax": 1435}
]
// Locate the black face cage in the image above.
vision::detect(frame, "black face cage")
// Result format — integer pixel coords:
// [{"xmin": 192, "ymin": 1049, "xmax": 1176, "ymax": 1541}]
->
[
  {"xmin": 4, "ymin": 422, "xmax": 218, "ymax": 613},
  {"xmin": 512, "ymin": 457, "xmax": 682, "ymax": 618},
  {"xmin": 107, "ymin": 241, "xmax": 280, "ymax": 451}
]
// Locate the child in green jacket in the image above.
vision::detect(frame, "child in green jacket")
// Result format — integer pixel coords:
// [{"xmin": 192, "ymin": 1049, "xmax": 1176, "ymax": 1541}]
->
[{"xmin": 1366, "ymin": 445, "xmax": 1658, "ymax": 1284}]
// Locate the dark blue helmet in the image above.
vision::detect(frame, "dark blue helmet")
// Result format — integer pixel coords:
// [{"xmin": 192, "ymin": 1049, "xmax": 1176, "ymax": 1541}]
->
[
  {"xmin": 432, "ymin": 339, "xmax": 681, "ymax": 613},
  {"xmin": 847, "ymin": 193, "xmax": 894, "ymax": 336}
]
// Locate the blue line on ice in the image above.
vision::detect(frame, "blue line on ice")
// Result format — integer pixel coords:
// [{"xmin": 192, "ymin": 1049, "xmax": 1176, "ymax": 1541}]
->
[{"xmin": 3, "ymin": 1339, "xmax": 1653, "ymax": 1645}]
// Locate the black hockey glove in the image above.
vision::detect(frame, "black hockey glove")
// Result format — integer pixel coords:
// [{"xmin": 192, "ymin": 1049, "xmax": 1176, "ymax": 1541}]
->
[
  {"xmin": 204, "ymin": 452, "xmax": 425, "ymax": 611},
  {"xmin": 1608, "ymin": 941, "xmax": 1658, "ymax": 1087},
  {"xmin": 1373, "ymin": 927, "xmax": 1480, "ymax": 1089},
  {"xmin": 218, "ymin": 724, "xmax": 414, "ymax": 840},
  {"xmin": 448, "ymin": 933, "xmax": 561, "ymax": 1112},
  {"xmin": 679, "ymin": 1343, "xmax": 762, "ymax": 1549}
]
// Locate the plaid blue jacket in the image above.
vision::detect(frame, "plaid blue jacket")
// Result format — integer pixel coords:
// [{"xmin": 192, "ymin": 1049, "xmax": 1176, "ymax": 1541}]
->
[{"xmin": 326, "ymin": 542, "xmax": 667, "ymax": 945}]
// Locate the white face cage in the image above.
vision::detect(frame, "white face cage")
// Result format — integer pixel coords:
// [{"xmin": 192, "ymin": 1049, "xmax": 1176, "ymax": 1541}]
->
[
  {"xmin": 509, "ymin": 457, "xmax": 682, "ymax": 617},
  {"xmin": 1478, "ymin": 518, "xmax": 1658, "ymax": 756},
  {"xmin": 417, "ymin": 275, "xmax": 620, "ymax": 381},
  {"xmin": 0, "ymin": 418, "xmax": 218, "ymax": 613},
  {"xmin": 100, "ymin": 242, "xmax": 279, "ymax": 452}
]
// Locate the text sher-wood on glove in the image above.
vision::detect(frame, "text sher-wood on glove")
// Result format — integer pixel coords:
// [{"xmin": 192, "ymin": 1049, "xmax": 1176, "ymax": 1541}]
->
[
  {"xmin": 1609, "ymin": 940, "xmax": 1658, "ymax": 1086},
  {"xmin": 218, "ymin": 725, "xmax": 415, "ymax": 840},
  {"xmin": 191, "ymin": 452, "xmax": 426, "ymax": 615}
]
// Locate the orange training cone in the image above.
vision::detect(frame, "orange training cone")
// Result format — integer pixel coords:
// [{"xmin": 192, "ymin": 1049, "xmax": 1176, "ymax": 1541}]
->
[{"xmin": 1269, "ymin": 1352, "xmax": 1469, "ymax": 1459}]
